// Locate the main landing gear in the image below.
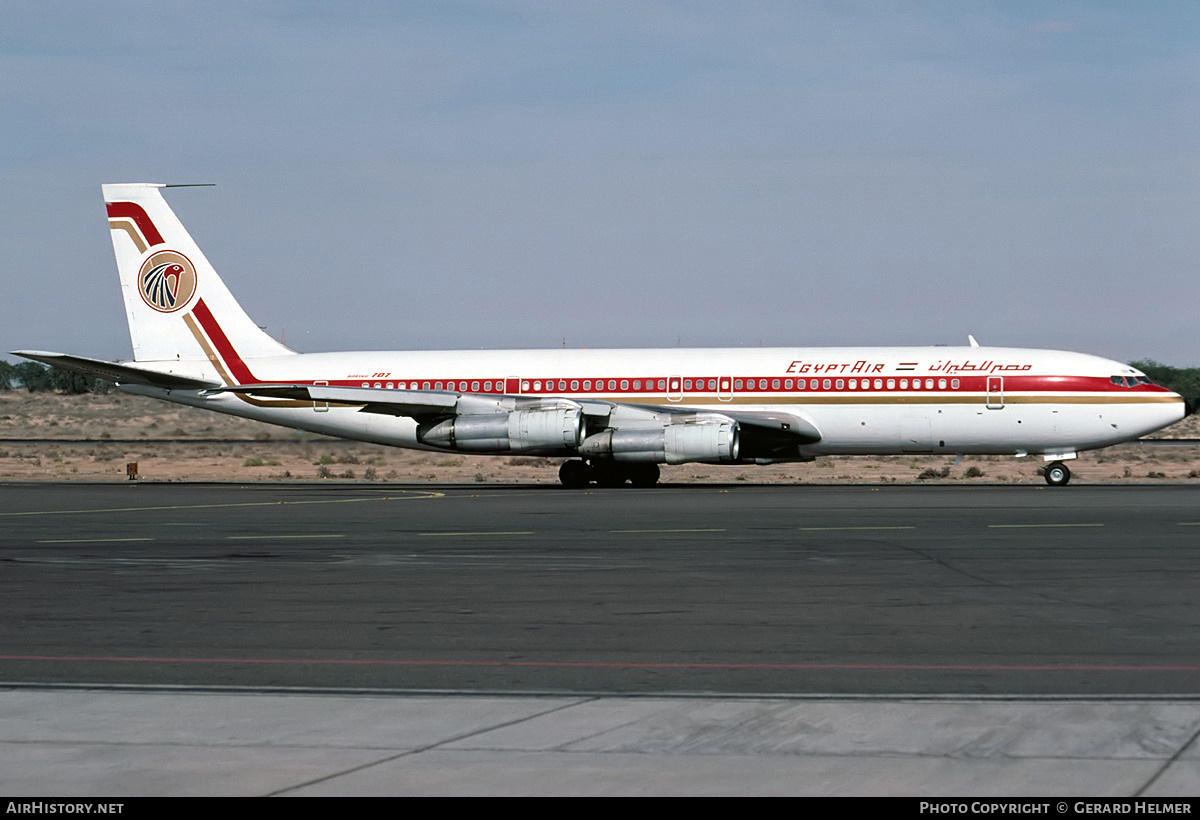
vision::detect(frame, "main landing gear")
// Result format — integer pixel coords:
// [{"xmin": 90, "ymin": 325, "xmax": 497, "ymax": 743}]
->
[
  {"xmin": 1043, "ymin": 461, "xmax": 1071, "ymax": 487},
  {"xmin": 559, "ymin": 459, "xmax": 660, "ymax": 489}
]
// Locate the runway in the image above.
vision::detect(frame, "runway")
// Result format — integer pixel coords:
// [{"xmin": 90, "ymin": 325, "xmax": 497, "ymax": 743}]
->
[{"xmin": 2, "ymin": 482, "xmax": 1199, "ymax": 696}]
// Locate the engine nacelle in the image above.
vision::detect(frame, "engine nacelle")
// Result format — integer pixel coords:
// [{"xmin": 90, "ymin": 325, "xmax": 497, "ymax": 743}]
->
[
  {"xmin": 418, "ymin": 408, "xmax": 583, "ymax": 453},
  {"xmin": 580, "ymin": 422, "xmax": 739, "ymax": 464}
]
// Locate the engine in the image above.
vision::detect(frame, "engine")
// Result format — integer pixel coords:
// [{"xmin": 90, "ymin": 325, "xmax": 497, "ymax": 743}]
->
[
  {"xmin": 579, "ymin": 422, "xmax": 739, "ymax": 464},
  {"xmin": 418, "ymin": 408, "xmax": 584, "ymax": 453}
]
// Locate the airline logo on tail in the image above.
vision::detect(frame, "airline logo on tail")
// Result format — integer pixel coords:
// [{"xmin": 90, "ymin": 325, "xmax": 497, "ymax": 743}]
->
[
  {"xmin": 107, "ymin": 201, "xmax": 199, "ymax": 314},
  {"xmin": 139, "ymin": 251, "xmax": 197, "ymax": 312}
]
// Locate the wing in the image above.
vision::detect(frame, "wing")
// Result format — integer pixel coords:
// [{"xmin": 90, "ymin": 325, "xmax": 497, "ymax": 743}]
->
[{"xmin": 217, "ymin": 383, "xmax": 822, "ymax": 463}]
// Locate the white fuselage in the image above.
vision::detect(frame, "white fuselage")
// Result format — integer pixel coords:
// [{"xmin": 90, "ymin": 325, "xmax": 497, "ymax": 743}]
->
[{"xmin": 123, "ymin": 344, "xmax": 1186, "ymax": 462}]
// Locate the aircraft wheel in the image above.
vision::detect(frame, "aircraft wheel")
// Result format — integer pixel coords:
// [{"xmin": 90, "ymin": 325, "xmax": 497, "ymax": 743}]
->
[
  {"xmin": 593, "ymin": 463, "xmax": 628, "ymax": 488},
  {"xmin": 1044, "ymin": 461, "xmax": 1071, "ymax": 487},
  {"xmin": 628, "ymin": 463, "xmax": 661, "ymax": 487},
  {"xmin": 558, "ymin": 460, "xmax": 590, "ymax": 489}
]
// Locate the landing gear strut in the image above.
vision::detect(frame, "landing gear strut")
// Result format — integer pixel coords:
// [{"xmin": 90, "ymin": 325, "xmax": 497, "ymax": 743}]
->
[
  {"xmin": 558, "ymin": 460, "xmax": 660, "ymax": 488},
  {"xmin": 1043, "ymin": 461, "xmax": 1071, "ymax": 487}
]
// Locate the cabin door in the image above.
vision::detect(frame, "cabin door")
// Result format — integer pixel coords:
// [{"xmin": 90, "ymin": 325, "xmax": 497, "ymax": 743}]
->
[{"xmin": 986, "ymin": 376, "xmax": 1004, "ymax": 409}]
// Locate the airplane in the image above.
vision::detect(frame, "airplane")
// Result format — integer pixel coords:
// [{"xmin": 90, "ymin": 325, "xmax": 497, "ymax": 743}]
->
[{"xmin": 13, "ymin": 183, "xmax": 1190, "ymax": 488}]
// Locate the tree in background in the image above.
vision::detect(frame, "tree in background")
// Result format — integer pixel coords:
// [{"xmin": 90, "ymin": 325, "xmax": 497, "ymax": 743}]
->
[
  {"xmin": 12, "ymin": 362, "xmax": 53, "ymax": 392},
  {"xmin": 1130, "ymin": 360, "xmax": 1200, "ymax": 408},
  {"xmin": 1, "ymin": 361, "xmax": 110, "ymax": 394}
]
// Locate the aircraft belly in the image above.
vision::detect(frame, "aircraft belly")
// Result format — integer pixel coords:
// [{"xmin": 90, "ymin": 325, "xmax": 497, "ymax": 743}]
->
[{"xmin": 798, "ymin": 399, "xmax": 1180, "ymax": 457}]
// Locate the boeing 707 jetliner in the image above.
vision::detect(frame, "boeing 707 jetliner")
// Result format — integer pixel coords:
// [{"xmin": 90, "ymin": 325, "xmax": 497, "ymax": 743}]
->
[{"xmin": 14, "ymin": 184, "xmax": 1188, "ymax": 487}]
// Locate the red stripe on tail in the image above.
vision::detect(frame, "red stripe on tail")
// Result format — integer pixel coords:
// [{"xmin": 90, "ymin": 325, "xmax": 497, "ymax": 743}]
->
[
  {"xmin": 106, "ymin": 201, "xmax": 165, "ymax": 247},
  {"xmin": 191, "ymin": 298, "xmax": 259, "ymax": 384}
]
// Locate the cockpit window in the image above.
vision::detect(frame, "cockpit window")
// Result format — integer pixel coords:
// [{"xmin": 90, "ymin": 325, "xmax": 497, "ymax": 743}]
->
[{"xmin": 1111, "ymin": 375, "xmax": 1149, "ymax": 388}]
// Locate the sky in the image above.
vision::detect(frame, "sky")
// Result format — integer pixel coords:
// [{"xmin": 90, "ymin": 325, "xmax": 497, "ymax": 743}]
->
[{"xmin": 2, "ymin": 1, "xmax": 1198, "ymax": 366}]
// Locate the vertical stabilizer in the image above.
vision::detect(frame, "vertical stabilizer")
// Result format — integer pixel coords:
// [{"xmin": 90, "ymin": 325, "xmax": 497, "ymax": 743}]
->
[{"xmin": 103, "ymin": 183, "xmax": 294, "ymax": 368}]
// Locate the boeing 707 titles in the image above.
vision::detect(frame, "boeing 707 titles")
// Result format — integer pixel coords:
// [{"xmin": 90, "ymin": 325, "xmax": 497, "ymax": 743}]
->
[{"xmin": 14, "ymin": 184, "xmax": 1188, "ymax": 487}]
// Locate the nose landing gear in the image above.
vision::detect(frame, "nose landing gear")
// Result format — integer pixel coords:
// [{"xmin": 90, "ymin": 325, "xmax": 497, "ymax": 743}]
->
[{"xmin": 1043, "ymin": 461, "xmax": 1071, "ymax": 487}]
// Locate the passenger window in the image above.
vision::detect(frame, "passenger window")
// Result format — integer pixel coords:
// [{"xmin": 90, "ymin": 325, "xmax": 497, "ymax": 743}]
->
[
  {"xmin": 886, "ymin": 379, "xmax": 895, "ymax": 389},
  {"xmin": 620, "ymin": 380, "xmax": 629, "ymax": 390},
  {"xmin": 772, "ymin": 379, "xmax": 780, "ymax": 389},
  {"xmin": 938, "ymin": 379, "xmax": 947, "ymax": 389},
  {"xmin": 784, "ymin": 379, "xmax": 793, "ymax": 389},
  {"xmin": 823, "ymin": 379, "xmax": 831, "ymax": 389},
  {"xmin": 608, "ymin": 380, "xmax": 616, "ymax": 390},
  {"xmin": 583, "ymin": 380, "xmax": 592, "ymax": 390},
  {"xmin": 951, "ymin": 379, "xmax": 959, "ymax": 389},
  {"xmin": 810, "ymin": 379, "xmax": 818, "ymax": 389},
  {"xmin": 835, "ymin": 379, "xmax": 844, "ymax": 389},
  {"xmin": 849, "ymin": 379, "xmax": 857, "ymax": 390}
]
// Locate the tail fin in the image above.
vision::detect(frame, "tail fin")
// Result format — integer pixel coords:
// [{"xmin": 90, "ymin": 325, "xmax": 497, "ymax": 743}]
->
[{"xmin": 103, "ymin": 183, "xmax": 293, "ymax": 371}]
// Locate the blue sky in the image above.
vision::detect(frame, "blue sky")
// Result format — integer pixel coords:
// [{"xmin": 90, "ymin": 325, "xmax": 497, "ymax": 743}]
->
[{"xmin": 2, "ymin": 1, "xmax": 1197, "ymax": 364}]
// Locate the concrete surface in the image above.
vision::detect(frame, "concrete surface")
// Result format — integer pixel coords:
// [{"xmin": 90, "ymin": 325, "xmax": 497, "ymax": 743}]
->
[{"xmin": 3, "ymin": 688, "xmax": 1199, "ymax": 796}]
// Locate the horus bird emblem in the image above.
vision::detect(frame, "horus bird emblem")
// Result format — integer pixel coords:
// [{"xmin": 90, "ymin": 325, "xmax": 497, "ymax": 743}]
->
[{"xmin": 142, "ymin": 262, "xmax": 187, "ymax": 309}]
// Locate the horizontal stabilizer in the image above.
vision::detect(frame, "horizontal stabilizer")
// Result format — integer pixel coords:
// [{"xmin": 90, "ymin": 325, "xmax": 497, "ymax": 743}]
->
[{"xmin": 11, "ymin": 350, "xmax": 220, "ymax": 390}]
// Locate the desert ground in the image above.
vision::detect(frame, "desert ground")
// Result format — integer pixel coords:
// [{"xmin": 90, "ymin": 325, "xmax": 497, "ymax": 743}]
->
[{"xmin": 1, "ymin": 391, "xmax": 1197, "ymax": 485}]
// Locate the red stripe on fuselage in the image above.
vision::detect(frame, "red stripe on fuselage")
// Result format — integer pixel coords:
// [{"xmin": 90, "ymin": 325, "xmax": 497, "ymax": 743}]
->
[
  {"xmin": 191, "ymin": 298, "xmax": 259, "ymax": 384},
  {"xmin": 106, "ymin": 201, "xmax": 165, "ymax": 247}
]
